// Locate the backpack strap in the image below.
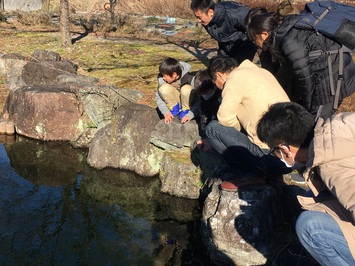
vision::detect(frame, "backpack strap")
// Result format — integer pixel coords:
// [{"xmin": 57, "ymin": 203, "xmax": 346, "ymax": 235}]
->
[
  {"xmin": 326, "ymin": 47, "xmax": 344, "ymax": 109},
  {"xmin": 334, "ymin": 47, "xmax": 344, "ymax": 109},
  {"xmin": 313, "ymin": 5, "xmax": 332, "ymax": 27},
  {"xmin": 309, "ymin": 47, "xmax": 344, "ymax": 110}
]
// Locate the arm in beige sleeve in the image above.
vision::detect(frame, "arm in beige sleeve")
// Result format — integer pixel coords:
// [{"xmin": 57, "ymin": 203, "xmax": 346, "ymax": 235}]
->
[{"xmin": 217, "ymin": 88, "xmax": 242, "ymax": 131}]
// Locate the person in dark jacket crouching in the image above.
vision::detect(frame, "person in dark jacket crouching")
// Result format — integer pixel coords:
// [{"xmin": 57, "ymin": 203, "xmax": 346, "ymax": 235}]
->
[
  {"xmin": 193, "ymin": 69, "xmax": 222, "ymax": 151},
  {"xmin": 257, "ymin": 102, "xmax": 355, "ymax": 265},
  {"xmin": 246, "ymin": 11, "xmax": 355, "ymax": 120},
  {"xmin": 190, "ymin": 0, "xmax": 257, "ymax": 64}
]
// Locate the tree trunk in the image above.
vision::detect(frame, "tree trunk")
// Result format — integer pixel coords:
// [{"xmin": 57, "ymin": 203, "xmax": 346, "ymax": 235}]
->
[
  {"xmin": 60, "ymin": 0, "xmax": 72, "ymax": 47},
  {"xmin": 43, "ymin": 0, "xmax": 50, "ymax": 13},
  {"xmin": 109, "ymin": 0, "xmax": 118, "ymax": 27}
]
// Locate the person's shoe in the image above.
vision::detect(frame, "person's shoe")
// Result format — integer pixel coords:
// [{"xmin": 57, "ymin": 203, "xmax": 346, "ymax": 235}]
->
[
  {"xmin": 170, "ymin": 103, "xmax": 181, "ymax": 116},
  {"xmin": 179, "ymin": 109, "xmax": 189, "ymax": 119},
  {"xmin": 220, "ymin": 176, "xmax": 266, "ymax": 192}
]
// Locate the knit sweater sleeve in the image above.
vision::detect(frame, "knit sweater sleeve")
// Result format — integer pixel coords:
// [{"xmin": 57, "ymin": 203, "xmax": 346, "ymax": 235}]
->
[{"xmin": 217, "ymin": 85, "xmax": 241, "ymax": 130}]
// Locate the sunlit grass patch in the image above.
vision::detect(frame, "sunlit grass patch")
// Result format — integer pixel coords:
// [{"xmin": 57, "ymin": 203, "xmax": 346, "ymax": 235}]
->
[{"xmin": 0, "ymin": 29, "xmax": 206, "ymax": 107}]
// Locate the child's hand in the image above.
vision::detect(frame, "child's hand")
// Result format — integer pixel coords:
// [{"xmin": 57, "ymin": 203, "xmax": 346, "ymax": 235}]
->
[
  {"xmin": 164, "ymin": 113, "xmax": 174, "ymax": 124},
  {"xmin": 180, "ymin": 116, "xmax": 191, "ymax": 124}
]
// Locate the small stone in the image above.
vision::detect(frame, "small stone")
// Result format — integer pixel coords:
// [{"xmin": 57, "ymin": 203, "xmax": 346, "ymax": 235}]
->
[
  {"xmin": 5, "ymin": 122, "xmax": 15, "ymax": 135},
  {"xmin": 0, "ymin": 121, "xmax": 6, "ymax": 134}
]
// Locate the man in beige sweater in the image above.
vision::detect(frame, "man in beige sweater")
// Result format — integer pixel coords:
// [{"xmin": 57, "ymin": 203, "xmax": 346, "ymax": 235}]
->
[{"xmin": 206, "ymin": 56, "xmax": 291, "ymax": 189}]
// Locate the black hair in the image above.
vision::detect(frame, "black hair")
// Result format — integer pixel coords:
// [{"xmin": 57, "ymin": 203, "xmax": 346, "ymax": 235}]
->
[
  {"xmin": 194, "ymin": 69, "xmax": 215, "ymax": 95},
  {"xmin": 159, "ymin": 57, "xmax": 182, "ymax": 77},
  {"xmin": 207, "ymin": 55, "xmax": 239, "ymax": 82},
  {"xmin": 190, "ymin": 0, "xmax": 215, "ymax": 13},
  {"xmin": 257, "ymin": 102, "xmax": 315, "ymax": 149},
  {"xmin": 244, "ymin": 7, "xmax": 268, "ymax": 27},
  {"xmin": 245, "ymin": 12, "xmax": 285, "ymax": 62}
]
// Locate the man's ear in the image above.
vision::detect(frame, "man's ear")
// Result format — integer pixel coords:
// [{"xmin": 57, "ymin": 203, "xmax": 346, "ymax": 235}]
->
[
  {"xmin": 207, "ymin": 8, "xmax": 214, "ymax": 18},
  {"xmin": 279, "ymin": 144, "xmax": 297, "ymax": 158}
]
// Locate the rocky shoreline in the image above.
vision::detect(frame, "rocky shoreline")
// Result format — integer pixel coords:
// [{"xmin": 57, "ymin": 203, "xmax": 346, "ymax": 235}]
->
[{"xmin": 0, "ymin": 49, "xmax": 315, "ymax": 265}]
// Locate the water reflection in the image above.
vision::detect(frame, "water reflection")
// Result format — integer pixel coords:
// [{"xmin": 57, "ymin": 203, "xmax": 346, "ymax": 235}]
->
[{"xmin": 0, "ymin": 136, "xmax": 207, "ymax": 265}]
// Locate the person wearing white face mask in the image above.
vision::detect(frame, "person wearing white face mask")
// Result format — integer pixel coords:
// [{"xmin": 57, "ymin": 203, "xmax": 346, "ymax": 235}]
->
[
  {"xmin": 257, "ymin": 101, "xmax": 355, "ymax": 266},
  {"xmin": 271, "ymin": 144, "xmax": 295, "ymax": 168}
]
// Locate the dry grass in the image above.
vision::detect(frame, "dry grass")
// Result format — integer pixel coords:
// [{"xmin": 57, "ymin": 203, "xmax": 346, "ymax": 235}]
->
[
  {"xmin": 45, "ymin": 0, "xmax": 307, "ymax": 19},
  {"xmin": 48, "ymin": 0, "xmax": 195, "ymax": 18}
]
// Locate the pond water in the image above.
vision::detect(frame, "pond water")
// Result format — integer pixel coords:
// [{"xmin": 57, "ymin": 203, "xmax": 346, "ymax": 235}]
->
[{"xmin": 0, "ymin": 135, "xmax": 209, "ymax": 265}]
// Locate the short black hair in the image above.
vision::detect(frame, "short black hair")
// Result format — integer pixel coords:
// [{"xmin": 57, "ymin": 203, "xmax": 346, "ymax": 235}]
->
[
  {"xmin": 190, "ymin": 0, "xmax": 215, "ymax": 13},
  {"xmin": 207, "ymin": 55, "xmax": 239, "ymax": 82},
  {"xmin": 159, "ymin": 57, "xmax": 182, "ymax": 77},
  {"xmin": 257, "ymin": 102, "xmax": 315, "ymax": 149},
  {"xmin": 194, "ymin": 69, "xmax": 214, "ymax": 95},
  {"xmin": 244, "ymin": 7, "xmax": 268, "ymax": 27}
]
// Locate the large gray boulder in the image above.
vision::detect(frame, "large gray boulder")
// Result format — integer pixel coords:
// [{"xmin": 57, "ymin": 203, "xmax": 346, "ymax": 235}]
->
[
  {"xmin": 30, "ymin": 50, "xmax": 62, "ymax": 62},
  {"xmin": 5, "ymin": 85, "xmax": 88, "ymax": 141},
  {"xmin": 87, "ymin": 103, "xmax": 163, "ymax": 177},
  {"xmin": 0, "ymin": 50, "xmax": 78, "ymax": 91},
  {"xmin": 1, "ymin": 49, "xmax": 145, "ymax": 146},
  {"xmin": 150, "ymin": 119, "xmax": 200, "ymax": 150},
  {"xmin": 202, "ymin": 182, "xmax": 282, "ymax": 265},
  {"xmin": 159, "ymin": 148, "xmax": 202, "ymax": 199},
  {"xmin": 0, "ymin": 53, "xmax": 27, "ymax": 91},
  {"xmin": 77, "ymin": 84, "xmax": 143, "ymax": 130},
  {"xmin": 21, "ymin": 60, "xmax": 78, "ymax": 86},
  {"xmin": 4, "ymin": 84, "xmax": 142, "ymax": 145}
]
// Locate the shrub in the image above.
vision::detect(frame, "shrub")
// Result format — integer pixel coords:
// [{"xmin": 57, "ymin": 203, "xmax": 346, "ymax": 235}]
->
[
  {"xmin": 0, "ymin": 12, "xmax": 7, "ymax": 22},
  {"xmin": 14, "ymin": 11, "xmax": 51, "ymax": 26}
]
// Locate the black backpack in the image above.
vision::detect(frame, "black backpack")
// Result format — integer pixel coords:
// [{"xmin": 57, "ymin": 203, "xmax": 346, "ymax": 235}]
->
[{"xmin": 293, "ymin": 0, "xmax": 355, "ymax": 111}]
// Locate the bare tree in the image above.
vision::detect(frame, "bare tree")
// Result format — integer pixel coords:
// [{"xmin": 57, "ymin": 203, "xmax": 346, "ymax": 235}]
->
[
  {"xmin": 104, "ymin": 0, "xmax": 119, "ymax": 30},
  {"xmin": 60, "ymin": 0, "xmax": 72, "ymax": 47},
  {"xmin": 43, "ymin": 0, "xmax": 50, "ymax": 13}
]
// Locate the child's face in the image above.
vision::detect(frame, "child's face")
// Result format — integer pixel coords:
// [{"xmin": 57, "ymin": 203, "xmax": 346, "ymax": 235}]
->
[{"xmin": 162, "ymin": 72, "xmax": 178, "ymax": 84}]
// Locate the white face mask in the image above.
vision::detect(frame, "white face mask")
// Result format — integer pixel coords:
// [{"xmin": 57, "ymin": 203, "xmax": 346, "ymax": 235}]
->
[
  {"xmin": 201, "ymin": 88, "xmax": 215, "ymax": 100},
  {"xmin": 279, "ymin": 148, "xmax": 295, "ymax": 168}
]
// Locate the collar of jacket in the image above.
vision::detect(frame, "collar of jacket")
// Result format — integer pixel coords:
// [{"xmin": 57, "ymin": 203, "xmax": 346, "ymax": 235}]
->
[{"xmin": 274, "ymin": 14, "xmax": 301, "ymax": 48}]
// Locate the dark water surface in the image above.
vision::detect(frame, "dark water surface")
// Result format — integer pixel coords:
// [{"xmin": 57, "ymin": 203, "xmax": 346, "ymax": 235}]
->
[{"xmin": 0, "ymin": 135, "xmax": 208, "ymax": 266}]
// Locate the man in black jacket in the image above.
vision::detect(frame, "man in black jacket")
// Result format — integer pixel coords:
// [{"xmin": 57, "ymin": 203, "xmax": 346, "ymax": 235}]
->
[{"xmin": 191, "ymin": 0, "xmax": 257, "ymax": 63}]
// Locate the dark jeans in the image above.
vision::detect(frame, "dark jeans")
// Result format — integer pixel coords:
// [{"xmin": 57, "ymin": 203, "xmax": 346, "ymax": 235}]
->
[{"xmin": 205, "ymin": 120, "xmax": 291, "ymax": 177}]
